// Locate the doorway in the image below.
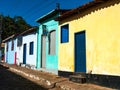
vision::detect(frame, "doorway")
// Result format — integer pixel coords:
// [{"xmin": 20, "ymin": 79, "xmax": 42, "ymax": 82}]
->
[
  {"xmin": 74, "ymin": 31, "xmax": 86, "ymax": 72},
  {"xmin": 41, "ymin": 35, "xmax": 46, "ymax": 68},
  {"xmin": 23, "ymin": 44, "xmax": 26, "ymax": 64}
]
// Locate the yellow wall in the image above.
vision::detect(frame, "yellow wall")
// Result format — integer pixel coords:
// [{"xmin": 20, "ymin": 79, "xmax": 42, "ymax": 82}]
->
[{"xmin": 59, "ymin": 1, "xmax": 120, "ymax": 76}]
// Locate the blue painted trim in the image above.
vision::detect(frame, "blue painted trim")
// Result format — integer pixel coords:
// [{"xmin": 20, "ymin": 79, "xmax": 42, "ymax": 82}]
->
[
  {"xmin": 74, "ymin": 30, "xmax": 86, "ymax": 72},
  {"xmin": 23, "ymin": 44, "xmax": 27, "ymax": 64},
  {"xmin": 61, "ymin": 24, "xmax": 69, "ymax": 43},
  {"xmin": 29, "ymin": 42, "xmax": 34, "ymax": 55}
]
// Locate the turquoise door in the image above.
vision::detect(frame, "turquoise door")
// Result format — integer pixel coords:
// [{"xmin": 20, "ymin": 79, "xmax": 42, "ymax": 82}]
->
[
  {"xmin": 23, "ymin": 44, "xmax": 26, "ymax": 64},
  {"xmin": 75, "ymin": 31, "xmax": 86, "ymax": 72}
]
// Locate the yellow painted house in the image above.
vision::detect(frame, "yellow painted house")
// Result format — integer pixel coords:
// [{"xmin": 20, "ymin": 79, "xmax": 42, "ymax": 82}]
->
[{"xmin": 56, "ymin": 0, "xmax": 120, "ymax": 88}]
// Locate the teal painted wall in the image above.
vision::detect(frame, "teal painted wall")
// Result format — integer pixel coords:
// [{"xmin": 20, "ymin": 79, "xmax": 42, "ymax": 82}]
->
[
  {"xmin": 36, "ymin": 26, "xmax": 42, "ymax": 69},
  {"xmin": 36, "ymin": 13, "xmax": 59, "ymax": 71}
]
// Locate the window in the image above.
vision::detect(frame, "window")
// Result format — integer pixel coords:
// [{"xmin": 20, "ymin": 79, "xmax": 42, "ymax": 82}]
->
[
  {"xmin": 29, "ymin": 42, "xmax": 34, "ymax": 55},
  {"xmin": 6, "ymin": 43, "xmax": 8, "ymax": 52},
  {"xmin": 11, "ymin": 40, "xmax": 14, "ymax": 51},
  {"xmin": 17, "ymin": 36, "xmax": 22, "ymax": 47},
  {"xmin": 49, "ymin": 30, "xmax": 56, "ymax": 55},
  {"xmin": 61, "ymin": 24, "xmax": 69, "ymax": 43}
]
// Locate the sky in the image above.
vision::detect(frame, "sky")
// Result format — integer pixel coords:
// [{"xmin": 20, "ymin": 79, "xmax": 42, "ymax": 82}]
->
[{"xmin": 0, "ymin": 0, "xmax": 93, "ymax": 26}]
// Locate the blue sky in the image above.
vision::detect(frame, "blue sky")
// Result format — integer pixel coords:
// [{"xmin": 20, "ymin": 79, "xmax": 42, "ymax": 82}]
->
[{"xmin": 0, "ymin": 0, "xmax": 93, "ymax": 26}]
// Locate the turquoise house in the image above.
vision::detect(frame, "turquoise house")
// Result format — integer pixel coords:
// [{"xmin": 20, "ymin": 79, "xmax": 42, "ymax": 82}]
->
[{"xmin": 36, "ymin": 9, "xmax": 68, "ymax": 74}]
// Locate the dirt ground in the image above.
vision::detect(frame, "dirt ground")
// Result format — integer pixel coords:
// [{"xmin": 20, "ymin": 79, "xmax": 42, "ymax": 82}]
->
[
  {"xmin": 0, "ymin": 63, "xmax": 114, "ymax": 90},
  {"xmin": 0, "ymin": 64, "xmax": 47, "ymax": 90}
]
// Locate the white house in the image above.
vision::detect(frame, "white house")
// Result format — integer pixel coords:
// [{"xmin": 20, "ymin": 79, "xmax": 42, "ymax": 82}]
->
[{"xmin": 16, "ymin": 27, "xmax": 37, "ymax": 69}]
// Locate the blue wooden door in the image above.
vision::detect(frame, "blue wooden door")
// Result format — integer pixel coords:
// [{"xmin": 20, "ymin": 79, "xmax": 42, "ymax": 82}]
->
[
  {"xmin": 75, "ymin": 31, "xmax": 86, "ymax": 72},
  {"xmin": 23, "ymin": 44, "xmax": 26, "ymax": 64}
]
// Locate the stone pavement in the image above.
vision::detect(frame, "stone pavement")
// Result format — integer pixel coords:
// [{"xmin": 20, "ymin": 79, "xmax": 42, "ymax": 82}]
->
[{"xmin": 0, "ymin": 62, "xmax": 114, "ymax": 90}]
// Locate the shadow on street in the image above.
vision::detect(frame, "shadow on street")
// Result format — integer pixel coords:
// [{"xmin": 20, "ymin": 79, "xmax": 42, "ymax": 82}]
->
[{"xmin": 0, "ymin": 64, "xmax": 47, "ymax": 90}]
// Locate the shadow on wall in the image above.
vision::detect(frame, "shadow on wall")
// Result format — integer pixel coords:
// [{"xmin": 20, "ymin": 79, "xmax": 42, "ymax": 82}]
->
[
  {"xmin": 60, "ymin": 0, "xmax": 120, "ymax": 24},
  {"xmin": 0, "ymin": 64, "xmax": 47, "ymax": 90}
]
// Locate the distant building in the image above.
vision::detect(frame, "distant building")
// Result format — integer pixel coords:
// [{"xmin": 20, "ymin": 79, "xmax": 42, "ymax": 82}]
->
[
  {"xmin": 1, "ymin": 43, "xmax": 5, "ymax": 62},
  {"xmin": 3, "ymin": 27, "xmax": 37, "ymax": 68},
  {"xmin": 16, "ymin": 27, "xmax": 37, "ymax": 68},
  {"xmin": 3, "ymin": 34, "xmax": 17, "ymax": 64},
  {"xmin": 56, "ymin": 0, "xmax": 120, "ymax": 89}
]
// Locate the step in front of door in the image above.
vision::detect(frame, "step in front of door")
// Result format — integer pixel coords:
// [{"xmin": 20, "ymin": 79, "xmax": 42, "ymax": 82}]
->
[
  {"xmin": 69, "ymin": 75, "xmax": 86, "ymax": 84},
  {"xmin": 74, "ymin": 72, "xmax": 86, "ymax": 77}
]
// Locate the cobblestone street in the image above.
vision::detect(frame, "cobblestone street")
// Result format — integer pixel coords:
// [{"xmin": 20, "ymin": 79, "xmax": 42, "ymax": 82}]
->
[{"xmin": 0, "ymin": 64, "xmax": 47, "ymax": 90}]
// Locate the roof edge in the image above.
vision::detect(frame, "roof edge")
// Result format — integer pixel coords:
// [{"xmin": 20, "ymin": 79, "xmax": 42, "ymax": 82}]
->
[
  {"xmin": 36, "ymin": 9, "xmax": 70, "ymax": 23},
  {"xmin": 55, "ymin": 0, "xmax": 108, "ymax": 21},
  {"xmin": 2, "ymin": 26, "xmax": 38, "ymax": 43}
]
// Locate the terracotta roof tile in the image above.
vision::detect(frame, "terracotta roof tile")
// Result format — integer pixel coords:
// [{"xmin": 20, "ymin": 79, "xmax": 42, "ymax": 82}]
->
[
  {"xmin": 55, "ymin": 0, "xmax": 108, "ymax": 21},
  {"xmin": 2, "ymin": 27, "xmax": 37, "ymax": 42}
]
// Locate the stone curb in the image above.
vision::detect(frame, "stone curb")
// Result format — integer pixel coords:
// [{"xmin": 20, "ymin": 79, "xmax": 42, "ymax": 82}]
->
[
  {"xmin": 10, "ymin": 67, "xmax": 55, "ymax": 88},
  {"xmin": 1, "ymin": 63, "xmax": 68, "ymax": 89},
  {"xmin": 0, "ymin": 63, "xmax": 113, "ymax": 90}
]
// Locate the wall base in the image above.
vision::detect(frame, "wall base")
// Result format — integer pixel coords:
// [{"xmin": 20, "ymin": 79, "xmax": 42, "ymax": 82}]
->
[
  {"xmin": 86, "ymin": 73, "xmax": 120, "ymax": 89},
  {"xmin": 38, "ymin": 68, "xmax": 58, "ymax": 75},
  {"xmin": 58, "ymin": 70, "xmax": 120, "ymax": 89},
  {"xmin": 58, "ymin": 70, "xmax": 74, "ymax": 78}
]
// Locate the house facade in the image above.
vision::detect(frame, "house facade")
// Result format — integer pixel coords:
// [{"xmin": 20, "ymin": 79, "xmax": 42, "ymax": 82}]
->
[
  {"xmin": 3, "ymin": 34, "xmax": 17, "ymax": 64},
  {"xmin": 36, "ymin": 9, "xmax": 68, "ymax": 74},
  {"xmin": 56, "ymin": 0, "xmax": 120, "ymax": 89},
  {"xmin": 16, "ymin": 27, "xmax": 37, "ymax": 68}
]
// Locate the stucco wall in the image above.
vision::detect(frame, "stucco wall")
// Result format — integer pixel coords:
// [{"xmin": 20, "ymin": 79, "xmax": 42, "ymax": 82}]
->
[
  {"xmin": 16, "ymin": 43, "xmax": 22, "ymax": 65},
  {"xmin": 43, "ymin": 20, "xmax": 58, "ymax": 69},
  {"xmin": 59, "ymin": 1, "xmax": 120, "ymax": 76},
  {"xmin": 4, "ymin": 39, "xmax": 17, "ymax": 64},
  {"xmin": 4, "ymin": 42, "xmax": 7, "ymax": 62},
  {"xmin": 37, "ymin": 14, "xmax": 59, "ymax": 71},
  {"xmin": 17, "ymin": 32, "xmax": 37, "ymax": 67}
]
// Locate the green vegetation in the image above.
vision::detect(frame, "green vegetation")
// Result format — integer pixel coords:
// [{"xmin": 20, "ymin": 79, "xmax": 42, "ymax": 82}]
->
[{"xmin": 1, "ymin": 15, "xmax": 32, "ymax": 40}]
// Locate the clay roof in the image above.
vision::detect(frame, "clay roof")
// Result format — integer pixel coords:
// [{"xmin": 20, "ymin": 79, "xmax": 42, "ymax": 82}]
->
[
  {"xmin": 55, "ymin": 0, "xmax": 109, "ymax": 21},
  {"xmin": 19, "ymin": 26, "xmax": 37, "ymax": 36},
  {"xmin": 2, "ymin": 34, "xmax": 16, "ymax": 43},
  {"xmin": 2, "ymin": 27, "xmax": 37, "ymax": 42}
]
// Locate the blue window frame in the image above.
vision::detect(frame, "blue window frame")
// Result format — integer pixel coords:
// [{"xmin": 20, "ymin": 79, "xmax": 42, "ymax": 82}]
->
[
  {"xmin": 29, "ymin": 42, "xmax": 34, "ymax": 55},
  {"xmin": 6, "ymin": 42, "xmax": 8, "ymax": 52},
  {"xmin": 17, "ymin": 36, "xmax": 22, "ymax": 47},
  {"xmin": 11, "ymin": 40, "xmax": 14, "ymax": 51},
  {"xmin": 61, "ymin": 24, "xmax": 69, "ymax": 43}
]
